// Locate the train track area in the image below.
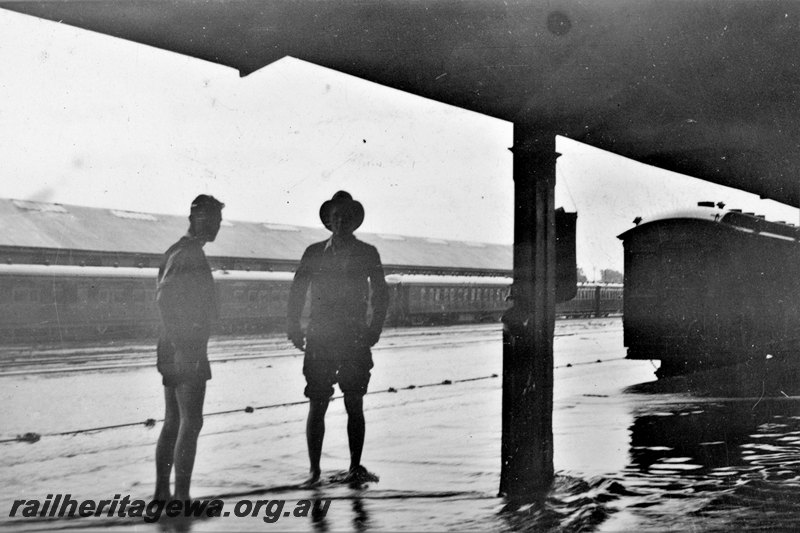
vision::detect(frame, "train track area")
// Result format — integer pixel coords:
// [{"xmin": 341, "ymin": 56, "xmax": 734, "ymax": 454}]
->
[
  {"xmin": 0, "ymin": 323, "xmax": 510, "ymax": 376},
  {"xmin": 0, "ymin": 319, "xmax": 621, "ymax": 376}
]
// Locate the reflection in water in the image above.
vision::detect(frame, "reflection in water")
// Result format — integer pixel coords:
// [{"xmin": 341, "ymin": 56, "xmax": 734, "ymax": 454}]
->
[
  {"xmin": 351, "ymin": 498, "xmax": 369, "ymax": 532},
  {"xmin": 500, "ymin": 396, "xmax": 800, "ymax": 532},
  {"xmin": 310, "ymin": 495, "xmax": 329, "ymax": 532},
  {"xmin": 499, "ymin": 476, "xmax": 637, "ymax": 533},
  {"xmin": 623, "ymin": 398, "xmax": 800, "ymax": 531},
  {"xmin": 157, "ymin": 516, "xmax": 193, "ymax": 533},
  {"xmin": 629, "ymin": 403, "xmax": 755, "ymax": 474}
]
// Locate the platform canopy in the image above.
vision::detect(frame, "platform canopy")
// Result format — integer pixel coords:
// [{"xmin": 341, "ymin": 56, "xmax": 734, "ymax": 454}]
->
[{"xmin": 2, "ymin": 0, "xmax": 798, "ymax": 207}]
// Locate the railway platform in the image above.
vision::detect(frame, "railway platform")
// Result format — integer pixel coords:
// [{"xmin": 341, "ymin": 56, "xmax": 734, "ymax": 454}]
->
[{"xmin": 3, "ymin": 319, "xmax": 799, "ymax": 532}]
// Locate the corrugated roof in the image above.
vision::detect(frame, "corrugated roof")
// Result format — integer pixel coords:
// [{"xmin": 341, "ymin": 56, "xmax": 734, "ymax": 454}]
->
[{"xmin": 0, "ymin": 198, "xmax": 511, "ymax": 272}]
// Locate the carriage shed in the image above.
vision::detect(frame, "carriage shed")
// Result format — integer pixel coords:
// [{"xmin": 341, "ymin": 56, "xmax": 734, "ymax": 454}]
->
[{"xmin": 0, "ymin": 198, "xmax": 512, "ymax": 276}]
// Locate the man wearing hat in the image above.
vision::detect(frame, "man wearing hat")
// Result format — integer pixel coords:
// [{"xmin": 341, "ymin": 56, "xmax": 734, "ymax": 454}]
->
[
  {"xmin": 154, "ymin": 194, "xmax": 224, "ymax": 502},
  {"xmin": 287, "ymin": 191, "xmax": 389, "ymax": 486}
]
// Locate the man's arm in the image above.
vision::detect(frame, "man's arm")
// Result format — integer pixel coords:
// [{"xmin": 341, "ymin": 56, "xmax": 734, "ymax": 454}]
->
[
  {"xmin": 286, "ymin": 247, "xmax": 313, "ymax": 350},
  {"xmin": 366, "ymin": 248, "xmax": 389, "ymax": 346}
]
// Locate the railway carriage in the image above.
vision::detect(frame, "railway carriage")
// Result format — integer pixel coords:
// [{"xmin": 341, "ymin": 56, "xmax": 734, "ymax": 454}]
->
[
  {"xmin": 555, "ymin": 283, "xmax": 623, "ymax": 318},
  {"xmin": 0, "ymin": 265, "xmax": 517, "ymax": 341},
  {"xmin": 0, "ymin": 264, "xmax": 623, "ymax": 343},
  {"xmin": 618, "ymin": 204, "xmax": 800, "ymax": 376},
  {"xmin": 385, "ymin": 274, "xmax": 512, "ymax": 326},
  {"xmin": 214, "ymin": 270, "xmax": 295, "ymax": 333},
  {"xmin": 0, "ymin": 264, "xmax": 158, "ymax": 341}
]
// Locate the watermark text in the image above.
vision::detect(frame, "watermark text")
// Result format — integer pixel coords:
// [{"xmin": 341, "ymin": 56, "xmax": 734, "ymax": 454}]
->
[{"xmin": 9, "ymin": 494, "xmax": 331, "ymax": 523}]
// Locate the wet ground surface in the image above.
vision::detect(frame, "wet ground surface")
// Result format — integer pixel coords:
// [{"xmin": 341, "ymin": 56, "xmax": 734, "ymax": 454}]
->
[{"xmin": 1, "ymin": 318, "xmax": 799, "ymax": 532}]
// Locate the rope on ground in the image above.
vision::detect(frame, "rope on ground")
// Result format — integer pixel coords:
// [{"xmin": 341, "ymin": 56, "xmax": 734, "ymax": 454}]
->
[
  {"xmin": 1, "ymin": 356, "xmax": 631, "ymax": 445},
  {"xmin": 555, "ymin": 356, "xmax": 627, "ymax": 369},
  {"xmin": 0, "ymin": 373, "xmax": 501, "ymax": 445}
]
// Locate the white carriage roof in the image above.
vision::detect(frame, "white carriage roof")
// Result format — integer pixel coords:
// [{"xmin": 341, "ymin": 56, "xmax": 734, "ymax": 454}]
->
[{"xmin": 618, "ymin": 204, "xmax": 800, "ymax": 243}]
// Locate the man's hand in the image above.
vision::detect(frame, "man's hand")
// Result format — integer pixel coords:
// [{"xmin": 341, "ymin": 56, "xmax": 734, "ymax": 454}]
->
[{"xmin": 288, "ymin": 329, "xmax": 305, "ymax": 351}]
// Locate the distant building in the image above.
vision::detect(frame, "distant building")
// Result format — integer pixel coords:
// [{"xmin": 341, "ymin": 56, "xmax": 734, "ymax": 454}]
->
[{"xmin": 0, "ymin": 198, "xmax": 512, "ymax": 276}]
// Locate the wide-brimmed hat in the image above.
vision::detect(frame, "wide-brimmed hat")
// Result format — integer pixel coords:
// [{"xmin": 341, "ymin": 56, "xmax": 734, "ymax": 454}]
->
[{"xmin": 319, "ymin": 191, "xmax": 364, "ymax": 232}]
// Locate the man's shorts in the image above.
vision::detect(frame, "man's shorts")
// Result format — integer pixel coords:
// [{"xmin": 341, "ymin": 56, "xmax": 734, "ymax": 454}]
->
[
  {"xmin": 157, "ymin": 336, "xmax": 212, "ymax": 388},
  {"xmin": 303, "ymin": 339, "xmax": 373, "ymax": 399}
]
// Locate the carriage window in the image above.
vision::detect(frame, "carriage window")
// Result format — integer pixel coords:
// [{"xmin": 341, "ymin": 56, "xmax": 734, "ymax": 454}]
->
[
  {"xmin": 272, "ymin": 287, "xmax": 287, "ymax": 301},
  {"xmin": 112, "ymin": 290, "xmax": 126, "ymax": 304},
  {"xmin": 53, "ymin": 283, "xmax": 78, "ymax": 304},
  {"xmin": 39, "ymin": 286, "xmax": 54, "ymax": 303},
  {"xmin": 234, "ymin": 290, "xmax": 245, "ymax": 302}
]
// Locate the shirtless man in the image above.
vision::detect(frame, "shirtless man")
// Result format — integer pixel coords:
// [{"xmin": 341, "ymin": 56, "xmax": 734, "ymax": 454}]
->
[{"xmin": 154, "ymin": 194, "xmax": 224, "ymax": 502}]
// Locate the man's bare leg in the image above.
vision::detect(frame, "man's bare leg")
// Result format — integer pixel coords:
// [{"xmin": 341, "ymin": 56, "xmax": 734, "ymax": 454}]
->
[
  {"xmin": 173, "ymin": 381, "xmax": 206, "ymax": 501},
  {"xmin": 305, "ymin": 398, "xmax": 330, "ymax": 486},
  {"xmin": 154, "ymin": 386, "xmax": 180, "ymax": 500},
  {"xmin": 344, "ymin": 394, "xmax": 365, "ymax": 471}
]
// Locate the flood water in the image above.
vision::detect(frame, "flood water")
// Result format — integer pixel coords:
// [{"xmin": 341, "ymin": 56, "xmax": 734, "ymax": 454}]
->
[{"xmin": 1, "ymin": 319, "xmax": 798, "ymax": 532}]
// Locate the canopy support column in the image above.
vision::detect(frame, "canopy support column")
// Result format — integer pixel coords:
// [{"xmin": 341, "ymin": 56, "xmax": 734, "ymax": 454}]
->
[{"xmin": 500, "ymin": 130, "xmax": 559, "ymax": 498}]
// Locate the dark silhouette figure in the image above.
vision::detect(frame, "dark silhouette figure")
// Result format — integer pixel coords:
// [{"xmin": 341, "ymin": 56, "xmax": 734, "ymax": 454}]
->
[
  {"xmin": 154, "ymin": 194, "xmax": 224, "ymax": 502},
  {"xmin": 287, "ymin": 191, "xmax": 389, "ymax": 487}
]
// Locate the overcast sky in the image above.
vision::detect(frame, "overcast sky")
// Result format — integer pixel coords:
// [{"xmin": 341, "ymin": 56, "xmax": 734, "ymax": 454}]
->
[{"xmin": 1, "ymin": 9, "xmax": 797, "ymax": 276}]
